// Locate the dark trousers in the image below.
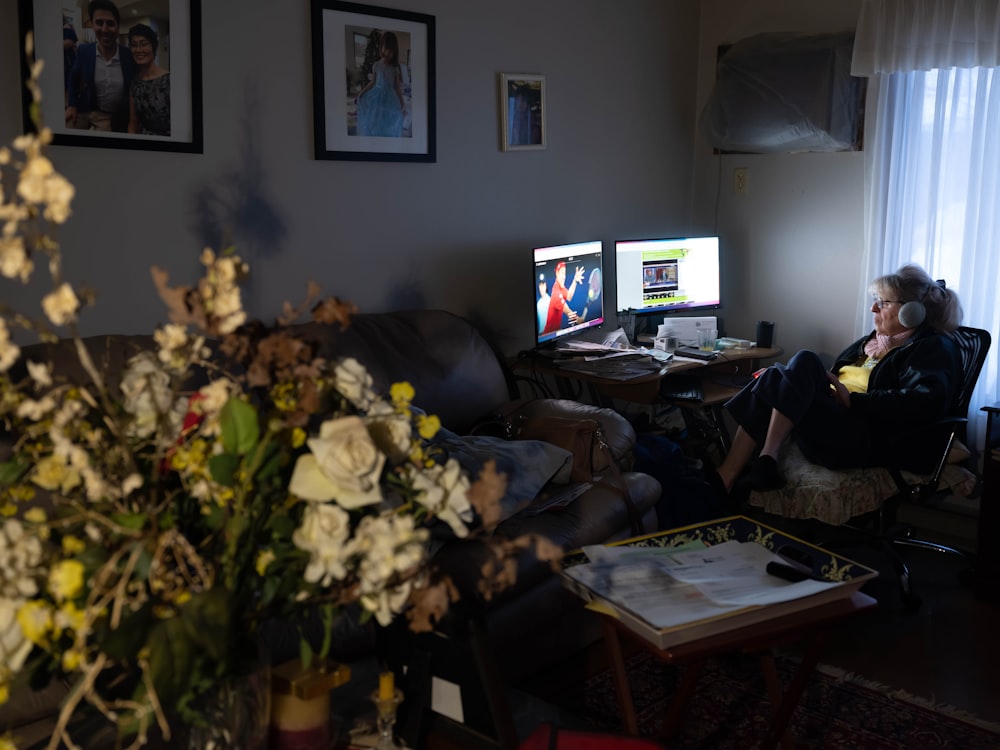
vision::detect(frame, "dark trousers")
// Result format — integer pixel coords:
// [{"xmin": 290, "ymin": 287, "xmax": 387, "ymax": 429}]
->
[{"xmin": 724, "ymin": 350, "xmax": 873, "ymax": 469}]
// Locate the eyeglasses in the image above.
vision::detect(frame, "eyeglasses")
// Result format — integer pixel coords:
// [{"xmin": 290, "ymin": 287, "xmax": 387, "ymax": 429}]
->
[
  {"xmin": 129, "ymin": 39, "xmax": 152, "ymax": 50},
  {"xmin": 870, "ymin": 295, "xmax": 903, "ymax": 310}
]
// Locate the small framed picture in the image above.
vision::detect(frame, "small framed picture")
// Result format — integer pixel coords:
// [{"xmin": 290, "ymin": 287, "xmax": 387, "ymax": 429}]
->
[
  {"xmin": 17, "ymin": 0, "xmax": 203, "ymax": 153},
  {"xmin": 311, "ymin": 0, "xmax": 435, "ymax": 162},
  {"xmin": 499, "ymin": 73, "xmax": 545, "ymax": 151}
]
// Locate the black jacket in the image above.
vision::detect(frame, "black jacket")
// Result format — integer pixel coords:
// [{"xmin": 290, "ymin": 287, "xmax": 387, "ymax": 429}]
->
[{"xmin": 832, "ymin": 326, "xmax": 961, "ymax": 471}]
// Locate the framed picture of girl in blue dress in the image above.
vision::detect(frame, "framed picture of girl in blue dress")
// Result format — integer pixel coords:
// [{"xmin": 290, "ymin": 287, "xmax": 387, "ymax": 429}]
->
[
  {"xmin": 499, "ymin": 73, "xmax": 546, "ymax": 152},
  {"xmin": 311, "ymin": 0, "xmax": 435, "ymax": 162},
  {"xmin": 16, "ymin": 0, "xmax": 203, "ymax": 153}
]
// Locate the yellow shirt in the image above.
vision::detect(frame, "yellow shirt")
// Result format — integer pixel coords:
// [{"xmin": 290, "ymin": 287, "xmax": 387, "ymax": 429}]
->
[{"xmin": 837, "ymin": 358, "xmax": 877, "ymax": 393}]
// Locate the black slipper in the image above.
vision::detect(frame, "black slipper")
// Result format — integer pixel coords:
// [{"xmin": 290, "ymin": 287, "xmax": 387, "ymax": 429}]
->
[{"xmin": 742, "ymin": 455, "xmax": 786, "ymax": 491}]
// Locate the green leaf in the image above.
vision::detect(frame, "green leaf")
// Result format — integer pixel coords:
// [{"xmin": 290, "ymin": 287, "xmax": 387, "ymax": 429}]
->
[
  {"xmin": 147, "ymin": 617, "xmax": 196, "ymax": 707},
  {"xmin": 208, "ymin": 453, "xmax": 240, "ymax": 486},
  {"xmin": 111, "ymin": 512, "xmax": 148, "ymax": 530},
  {"xmin": 178, "ymin": 588, "xmax": 232, "ymax": 662},
  {"xmin": 101, "ymin": 604, "xmax": 155, "ymax": 660},
  {"xmin": 220, "ymin": 398, "xmax": 259, "ymax": 455},
  {"xmin": 299, "ymin": 636, "xmax": 314, "ymax": 670},
  {"xmin": 0, "ymin": 458, "xmax": 29, "ymax": 485}
]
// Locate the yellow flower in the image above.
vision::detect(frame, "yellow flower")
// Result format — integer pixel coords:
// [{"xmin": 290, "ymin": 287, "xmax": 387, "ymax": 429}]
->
[
  {"xmin": 0, "ymin": 731, "xmax": 16, "ymax": 749},
  {"xmin": 417, "ymin": 414, "xmax": 441, "ymax": 440},
  {"xmin": 390, "ymin": 381, "xmax": 415, "ymax": 406},
  {"xmin": 0, "ymin": 505, "xmax": 14, "ymax": 518},
  {"xmin": 23, "ymin": 507, "xmax": 46, "ymax": 524},
  {"xmin": 291, "ymin": 427, "xmax": 306, "ymax": 449},
  {"xmin": 56, "ymin": 601, "xmax": 86, "ymax": 634},
  {"xmin": 62, "ymin": 648, "xmax": 82, "ymax": 671},
  {"xmin": 30, "ymin": 455, "xmax": 81, "ymax": 493},
  {"xmin": 271, "ymin": 382, "xmax": 297, "ymax": 412},
  {"xmin": 255, "ymin": 549, "xmax": 275, "ymax": 576},
  {"xmin": 16, "ymin": 600, "xmax": 53, "ymax": 647},
  {"xmin": 48, "ymin": 560, "xmax": 85, "ymax": 602},
  {"xmin": 61, "ymin": 535, "xmax": 85, "ymax": 555}
]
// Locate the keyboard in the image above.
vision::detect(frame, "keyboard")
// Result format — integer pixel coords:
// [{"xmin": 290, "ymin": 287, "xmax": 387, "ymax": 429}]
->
[{"xmin": 660, "ymin": 374, "xmax": 705, "ymax": 402}]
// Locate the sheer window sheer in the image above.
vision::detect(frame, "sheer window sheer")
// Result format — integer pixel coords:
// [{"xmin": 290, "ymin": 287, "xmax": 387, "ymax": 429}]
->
[{"xmin": 853, "ymin": 0, "xmax": 1000, "ymax": 441}]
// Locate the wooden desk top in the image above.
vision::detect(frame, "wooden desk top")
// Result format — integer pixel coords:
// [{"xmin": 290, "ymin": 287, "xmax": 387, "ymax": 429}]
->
[{"xmin": 514, "ymin": 346, "xmax": 782, "ymax": 405}]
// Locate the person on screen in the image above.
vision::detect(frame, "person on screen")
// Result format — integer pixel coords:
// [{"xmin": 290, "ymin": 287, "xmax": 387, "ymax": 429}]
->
[
  {"xmin": 65, "ymin": 0, "xmax": 135, "ymax": 132},
  {"xmin": 355, "ymin": 31, "xmax": 406, "ymax": 137},
  {"xmin": 536, "ymin": 275, "xmax": 550, "ymax": 333},
  {"xmin": 127, "ymin": 24, "xmax": 170, "ymax": 136},
  {"xmin": 543, "ymin": 262, "xmax": 585, "ymax": 334}
]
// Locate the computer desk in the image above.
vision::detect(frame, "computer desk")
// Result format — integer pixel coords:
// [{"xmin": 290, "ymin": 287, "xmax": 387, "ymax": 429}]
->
[
  {"xmin": 515, "ymin": 345, "xmax": 782, "ymax": 404},
  {"xmin": 513, "ymin": 345, "xmax": 783, "ymax": 454}
]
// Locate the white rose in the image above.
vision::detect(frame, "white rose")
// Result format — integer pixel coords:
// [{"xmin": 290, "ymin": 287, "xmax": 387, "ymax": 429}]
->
[
  {"xmin": 333, "ymin": 358, "xmax": 376, "ymax": 410},
  {"xmin": 120, "ymin": 352, "xmax": 185, "ymax": 441},
  {"xmin": 364, "ymin": 401, "xmax": 413, "ymax": 463},
  {"xmin": 407, "ymin": 458, "xmax": 473, "ymax": 538},
  {"xmin": 361, "ymin": 581, "xmax": 413, "ymax": 627},
  {"xmin": 289, "ymin": 416, "xmax": 385, "ymax": 509},
  {"xmin": 292, "ymin": 503, "xmax": 352, "ymax": 586}
]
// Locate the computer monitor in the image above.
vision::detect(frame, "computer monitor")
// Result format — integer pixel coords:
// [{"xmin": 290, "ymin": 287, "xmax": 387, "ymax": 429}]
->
[
  {"xmin": 533, "ymin": 241, "xmax": 605, "ymax": 347},
  {"xmin": 615, "ymin": 236, "xmax": 721, "ymax": 315}
]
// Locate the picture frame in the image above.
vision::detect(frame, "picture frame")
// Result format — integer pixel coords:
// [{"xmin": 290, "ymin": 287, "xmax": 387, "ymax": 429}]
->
[
  {"xmin": 311, "ymin": 0, "xmax": 435, "ymax": 162},
  {"xmin": 16, "ymin": 0, "xmax": 203, "ymax": 153},
  {"xmin": 499, "ymin": 73, "xmax": 545, "ymax": 151}
]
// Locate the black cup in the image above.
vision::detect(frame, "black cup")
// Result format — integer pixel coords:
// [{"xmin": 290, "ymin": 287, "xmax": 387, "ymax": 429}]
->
[{"xmin": 756, "ymin": 320, "xmax": 775, "ymax": 348}]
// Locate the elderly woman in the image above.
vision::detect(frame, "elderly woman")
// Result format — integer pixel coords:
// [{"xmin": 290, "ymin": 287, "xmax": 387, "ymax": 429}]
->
[
  {"xmin": 713, "ymin": 263, "xmax": 964, "ymax": 497},
  {"xmin": 127, "ymin": 23, "xmax": 170, "ymax": 136}
]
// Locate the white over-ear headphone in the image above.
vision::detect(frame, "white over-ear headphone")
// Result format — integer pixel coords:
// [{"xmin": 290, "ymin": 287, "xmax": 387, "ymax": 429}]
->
[
  {"xmin": 896, "ymin": 278, "xmax": 948, "ymax": 328},
  {"xmin": 898, "ymin": 300, "xmax": 926, "ymax": 328}
]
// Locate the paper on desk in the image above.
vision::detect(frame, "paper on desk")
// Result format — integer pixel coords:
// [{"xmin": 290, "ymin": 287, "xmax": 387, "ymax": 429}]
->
[
  {"xmin": 657, "ymin": 540, "xmax": 839, "ymax": 606},
  {"xmin": 568, "ymin": 540, "xmax": 840, "ymax": 629},
  {"xmin": 555, "ymin": 327, "xmax": 633, "ymax": 352}
]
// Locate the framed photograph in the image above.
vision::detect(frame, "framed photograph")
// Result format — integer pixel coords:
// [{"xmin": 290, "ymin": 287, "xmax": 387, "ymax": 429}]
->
[
  {"xmin": 16, "ymin": 0, "xmax": 202, "ymax": 154},
  {"xmin": 311, "ymin": 0, "xmax": 435, "ymax": 162},
  {"xmin": 499, "ymin": 73, "xmax": 545, "ymax": 151}
]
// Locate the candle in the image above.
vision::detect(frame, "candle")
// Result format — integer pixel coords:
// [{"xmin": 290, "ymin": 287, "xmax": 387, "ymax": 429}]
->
[{"xmin": 379, "ymin": 670, "xmax": 394, "ymax": 701}]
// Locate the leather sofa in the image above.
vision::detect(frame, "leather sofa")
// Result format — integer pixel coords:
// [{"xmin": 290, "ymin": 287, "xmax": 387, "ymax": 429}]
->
[{"xmin": 0, "ymin": 309, "xmax": 662, "ymax": 745}]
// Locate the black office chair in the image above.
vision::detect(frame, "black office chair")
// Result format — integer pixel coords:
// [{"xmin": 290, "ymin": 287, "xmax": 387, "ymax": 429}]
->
[{"xmin": 744, "ymin": 326, "xmax": 991, "ymax": 609}]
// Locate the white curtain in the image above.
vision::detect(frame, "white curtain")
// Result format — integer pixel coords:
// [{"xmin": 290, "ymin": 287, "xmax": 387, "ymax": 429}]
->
[{"xmin": 853, "ymin": 0, "xmax": 1000, "ymax": 443}]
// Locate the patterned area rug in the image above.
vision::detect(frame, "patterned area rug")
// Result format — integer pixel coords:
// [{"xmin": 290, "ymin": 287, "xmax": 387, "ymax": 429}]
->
[{"xmin": 584, "ymin": 651, "xmax": 1000, "ymax": 749}]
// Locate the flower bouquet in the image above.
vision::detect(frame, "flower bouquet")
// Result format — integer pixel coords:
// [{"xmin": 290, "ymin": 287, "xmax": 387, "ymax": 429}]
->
[{"xmin": 0, "ymin": 43, "xmax": 560, "ymax": 749}]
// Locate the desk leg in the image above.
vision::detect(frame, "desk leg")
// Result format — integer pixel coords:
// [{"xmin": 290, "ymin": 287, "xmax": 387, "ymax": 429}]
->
[
  {"xmin": 660, "ymin": 661, "xmax": 705, "ymax": 740},
  {"xmin": 759, "ymin": 631, "xmax": 830, "ymax": 750},
  {"xmin": 601, "ymin": 618, "xmax": 639, "ymax": 735},
  {"xmin": 759, "ymin": 651, "xmax": 795, "ymax": 750}
]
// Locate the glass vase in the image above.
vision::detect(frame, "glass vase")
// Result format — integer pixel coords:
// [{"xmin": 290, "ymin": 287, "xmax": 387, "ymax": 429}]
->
[{"xmin": 182, "ymin": 659, "xmax": 272, "ymax": 750}]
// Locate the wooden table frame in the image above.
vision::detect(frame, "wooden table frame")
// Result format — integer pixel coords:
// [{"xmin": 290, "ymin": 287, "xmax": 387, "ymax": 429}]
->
[{"xmin": 599, "ymin": 591, "xmax": 877, "ymax": 749}]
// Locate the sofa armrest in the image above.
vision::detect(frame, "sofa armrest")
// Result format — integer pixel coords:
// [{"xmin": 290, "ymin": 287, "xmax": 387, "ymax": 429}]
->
[{"xmin": 487, "ymin": 398, "xmax": 636, "ymax": 468}]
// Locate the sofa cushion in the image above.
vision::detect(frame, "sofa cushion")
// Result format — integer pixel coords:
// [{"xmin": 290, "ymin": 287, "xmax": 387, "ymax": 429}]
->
[{"xmin": 294, "ymin": 310, "xmax": 513, "ymax": 434}]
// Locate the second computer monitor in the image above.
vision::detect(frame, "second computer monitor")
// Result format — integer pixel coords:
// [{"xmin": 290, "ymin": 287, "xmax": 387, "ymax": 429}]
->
[{"xmin": 615, "ymin": 236, "xmax": 721, "ymax": 315}]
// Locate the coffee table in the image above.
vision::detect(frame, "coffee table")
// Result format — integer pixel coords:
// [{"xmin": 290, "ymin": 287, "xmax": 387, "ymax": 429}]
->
[{"xmin": 598, "ymin": 590, "xmax": 877, "ymax": 749}]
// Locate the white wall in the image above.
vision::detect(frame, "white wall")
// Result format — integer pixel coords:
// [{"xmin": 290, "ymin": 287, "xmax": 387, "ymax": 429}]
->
[
  {"xmin": 694, "ymin": 0, "xmax": 866, "ymax": 363},
  {"xmin": 0, "ymin": 0, "xmax": 699, "ymax": 356}
]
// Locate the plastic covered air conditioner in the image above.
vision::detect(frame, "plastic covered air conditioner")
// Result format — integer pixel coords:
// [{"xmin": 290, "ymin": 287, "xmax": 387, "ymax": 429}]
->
[{"xmin": 699, "ymin": 31, "xmax": 865, "ymax": 154}]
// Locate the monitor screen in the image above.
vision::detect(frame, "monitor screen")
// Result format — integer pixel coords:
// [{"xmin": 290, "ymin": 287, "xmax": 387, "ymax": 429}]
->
[
  {"xmin": 615, "ymin": 236, "xmax": 721, "ymax": 315},
  {"xmin": 534, "ymin": 241, "xmax": 605, "ymax": 346}
]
